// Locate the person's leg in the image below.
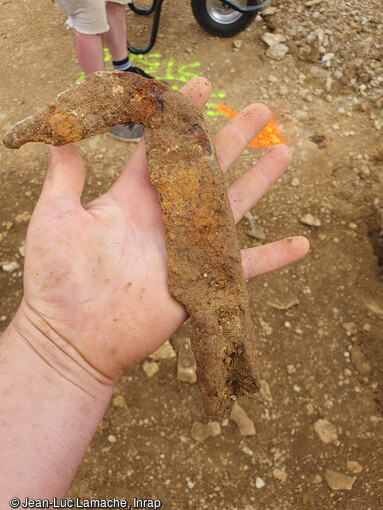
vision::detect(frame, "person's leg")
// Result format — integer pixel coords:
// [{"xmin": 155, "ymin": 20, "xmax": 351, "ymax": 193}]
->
[
  {"xmin": 55, "ymin": 0, "xmax": 141, "ymax": 141},
  {"xmin": 103, "ymin": 1, "xmax": 146, "ymax": 141},
  {"xmin": 55, "ymin": 0, "xmax": 108, "ymax": 74},
  {"xmin": 73, "ymin": 31, "xmax": 104, "ymax": 74},
  {"xmin": 102, "ymin": 0, "xmax": 154, "ymax": 78},
  {"xmin": 103, "ymin": 1, "xmax": 128, "ymax": 62}
]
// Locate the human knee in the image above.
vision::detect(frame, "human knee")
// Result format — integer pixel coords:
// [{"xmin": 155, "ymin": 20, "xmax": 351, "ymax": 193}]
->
[{"xmin": 55, "ymin": 0, "xmax": 109, "ymax": 35}]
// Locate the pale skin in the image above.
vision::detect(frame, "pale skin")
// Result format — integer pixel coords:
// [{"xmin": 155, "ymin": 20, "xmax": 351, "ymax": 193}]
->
[
  {"xmin": 0, "ymin": 78, "xmax": 309, "ymax": 500},
  {"xmin": 73, "ymin": 2, "xmax": 128, "ymax": 74}
]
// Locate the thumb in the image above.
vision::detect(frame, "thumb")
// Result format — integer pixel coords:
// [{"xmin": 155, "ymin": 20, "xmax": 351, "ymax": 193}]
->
[{"xmin": 39, "ymin": 144, "xmax": 86, "ymax": 209}]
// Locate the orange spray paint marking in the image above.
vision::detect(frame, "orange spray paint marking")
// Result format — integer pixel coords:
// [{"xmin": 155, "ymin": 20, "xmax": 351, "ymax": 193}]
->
[
  {"xmin": 216, "ymin": 104, "xmax": 288, "ymax": 148},
  {"xmin": 216, "ymin": 104, "xmax": 236, "ymax": 119}
]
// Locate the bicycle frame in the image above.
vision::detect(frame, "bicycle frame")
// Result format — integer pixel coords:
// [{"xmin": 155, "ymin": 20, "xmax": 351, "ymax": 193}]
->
[
  {"xmin": 127, "ymin": 0, "xmax": 271, "ymax": 54},
  {"xmin": 127, "ymin": 0, "xmax": 165, "ymax": 54}
]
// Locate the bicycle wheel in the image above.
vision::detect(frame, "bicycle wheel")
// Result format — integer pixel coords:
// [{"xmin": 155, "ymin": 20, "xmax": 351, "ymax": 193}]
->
[{"xmin": 191, "ymin": 0, "xmax": 259, "ymax": 38}]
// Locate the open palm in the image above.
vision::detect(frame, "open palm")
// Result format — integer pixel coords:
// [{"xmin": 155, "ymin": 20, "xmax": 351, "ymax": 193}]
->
[{"xmin": 21, "ymin": 78, "xmax": 309, "ymax": 382}]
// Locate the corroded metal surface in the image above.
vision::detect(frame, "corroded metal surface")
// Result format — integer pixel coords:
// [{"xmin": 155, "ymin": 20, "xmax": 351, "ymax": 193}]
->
[{"xmin": 3, "ymin": 71, "xmax": 259, "ymax": 417}]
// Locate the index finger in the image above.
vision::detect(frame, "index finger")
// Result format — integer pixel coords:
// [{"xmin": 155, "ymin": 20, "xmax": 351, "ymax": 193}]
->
[{"xmin": 214, "ymin": 104, "xmax": 271, "ymax": 173}]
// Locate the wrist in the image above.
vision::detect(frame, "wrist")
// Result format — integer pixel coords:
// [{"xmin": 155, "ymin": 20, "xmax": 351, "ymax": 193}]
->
[
  {"xmin": 0, "ymin": 300, "xmax": 116, "ymax": 498},
  {"xmin": 6, "ymin": 298, "xmax": 116, "ymax": 398}
]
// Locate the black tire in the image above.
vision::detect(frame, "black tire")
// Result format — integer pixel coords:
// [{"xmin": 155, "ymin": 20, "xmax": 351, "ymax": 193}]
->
[{"xmin": 191, "ymin": 0, "xmax": 259, "ymax": 37}]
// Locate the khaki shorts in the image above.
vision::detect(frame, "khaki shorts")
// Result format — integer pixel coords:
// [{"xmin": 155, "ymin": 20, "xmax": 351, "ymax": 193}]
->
[{"xmin": 55, "ymin": 0, "xmax": 131, "ymax": 35}]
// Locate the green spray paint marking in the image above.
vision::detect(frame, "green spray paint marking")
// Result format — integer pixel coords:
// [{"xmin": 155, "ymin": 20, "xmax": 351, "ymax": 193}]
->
[
  {"xmin": 75, "ymin": 50, "xmax": 226, "ymax": 117},
  {"xmin": 103, "ymin": 47, "xmax": 112, "ymax": 62},
  {"xmin": 131, "ymin": 53, "xmax": 226, "ymax": 117},
  {"xmin": 131, "ymin": 53, "xmax": 202, "ymax": 84},
  {"xmin": 206, "ymin": 92, "xmax": 226, "ymax": 117}
]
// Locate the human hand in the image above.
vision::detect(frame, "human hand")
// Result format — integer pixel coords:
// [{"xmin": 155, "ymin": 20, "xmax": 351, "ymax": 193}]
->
[{"xmin": 17, "ymin": 78, "xmax": 309, "ymax": 383}]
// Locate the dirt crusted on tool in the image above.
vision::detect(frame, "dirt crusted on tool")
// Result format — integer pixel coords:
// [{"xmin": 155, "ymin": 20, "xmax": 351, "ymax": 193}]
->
[
  {"xmin": 3, "ymin": 71, "xmax": 259, "ymax": 418},
  {"xmin": 3, "ymin": 72, "xmax": 169, "ymax": 148},
  {"xmin": 144, "ymin": 94, "xmax": 260, "ymax": 416}
]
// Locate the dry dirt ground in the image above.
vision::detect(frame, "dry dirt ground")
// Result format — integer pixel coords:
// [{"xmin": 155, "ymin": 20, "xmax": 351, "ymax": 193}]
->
[{"xmin": 1, "ymin": 0, "xmax": 383, "ymax": 508}]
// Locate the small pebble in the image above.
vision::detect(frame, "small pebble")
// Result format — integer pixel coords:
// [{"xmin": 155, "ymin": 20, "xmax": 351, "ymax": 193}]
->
[
  {"xmin": 322, "ymin": 52, "xmax": 334, "ymax": 64},
  {"xmin": 341, "ymin": 322, "xmax": 358, "ymax": 336},
  {"xmin": 273, "ymin": 468, "xmax": 288, "ymax": 482},
  {"xmin": 325, "ymin": 469, "xmax": 356, "ymax": 491},
  {"xmin": 230, "ymin": 402, "xmax": 256, "ymax": 436},
  {"xmin": 2, "ymin": 261, "xmax": 20, "ymax": 272},
  {"xmin": 313, "ymin": 419, "xmax": 338, "ymax": 443},
  {"xmin": 176, "ymin": 338, "xmax": 197, "ymax": 384},
  {"xmin": 256, "ymin": 477, "xmax": 265, "ymax": 489},
  {"xmin": 260, "ymin": 380, "xmax": 273, "ymax": 402},
  {"xmin": 15, "ymin": 212, "xmax": 31, "ymax": 224},
  {"xmin": 261, "ymin": 32, "xmax": 286, "ymax": 46},
  {"xmin": 347, "ymin": 460, "xmax": 363, "ymax": 474},
  {"xmin": 311, "ymin": 474, "xmax": 322, "ymax": 484},
  {"xmin": 300, "ymin": 213, "xmax": 321, "ymax": 227},
  {"xmin": 191, "ymin": 421, "xmax": 221, "ymax": 442},
  {"xmin": 142, "ymin": 360, "xmax": 160, "ymax": 378},
  {"xmin": 149, "ymin": 340, "xmax": 176, "ymax": 360},
  {"xmin": 112, "ymin": 395, "xmax": 127, "ymax": 409},
  {"xmin": 266, "ymin": 44, "xmax": 289, "ymax": 61},
  {"xmin": 350, "ymin": 346, "xmax": 371, "ymax": 376},
  {"xmin": 262, "ymin": 6, "xmax": 277, "ymax": 15},
  {"xmin": 306, "ymin": 403, "xmax": 314, "ymax": 415},
  {"xmin": 242, "ymin": 446, "xmax": 254, "ymax": 456},
  {"xmin": 325, "ymin": 76, "xmax": 333, "ymax": 91},
  {"xmin": 99, "ymin": 419, "xmax": 110, "ymax": 431},
  {"xmin": 19, "ymin": 241, "xmax": 26, "ymax": 257}
]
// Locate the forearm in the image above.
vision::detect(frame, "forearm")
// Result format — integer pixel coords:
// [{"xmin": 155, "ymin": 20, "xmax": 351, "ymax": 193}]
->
[{"xmin": 0, "ymin": 302, "xmax": 115, "ymax": 500}]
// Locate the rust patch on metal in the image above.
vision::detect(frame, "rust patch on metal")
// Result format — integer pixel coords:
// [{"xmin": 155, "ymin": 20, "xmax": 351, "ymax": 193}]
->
[{"xmin": 3, "ymin": 71, "xmax": 259, "ymax": 417}]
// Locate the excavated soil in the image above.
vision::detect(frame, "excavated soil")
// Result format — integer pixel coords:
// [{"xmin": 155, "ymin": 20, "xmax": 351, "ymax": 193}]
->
[{"xmin": 0, "ymin": 0, "xmax": 382, "ymax": 508}]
